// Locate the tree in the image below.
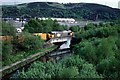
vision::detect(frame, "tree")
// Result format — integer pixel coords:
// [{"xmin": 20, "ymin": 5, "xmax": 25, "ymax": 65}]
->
[
  {"xmin": 19, "ymin": 62, "xmax": 52, "ymax": 79},
  {"xmin": 24, "ymin": 19, "xmax": 67, "ymax": 33},
  {"xmin": 58, "ymin": 66, "xmax": 79, "ymax": 78},
  {"xmin": 12, "ymin": 32, "xmax": 44, "ymax": 52},
  {"xmin": 69, "ymin": 26, "xmax": 80, "ymax": 32},
  {"xmin": 79, "ymin": 63, "xmax": 102, "ymax": 78},
  {"xmin": 73, "ymin": 41, "xmax": 97, "ymax": 64},
  {"xmin": 97, "ymin": 38, "xmax": 115, "ymax": 62},
  {"xmin": 2, "ymin": 41, "xmax": 13, "ymax": 66},
  {"xmin": 1, "ymin": 21, "xmax": 16, "ymax": 36},
  {"xmin": 96, "ymin": 57, "xmax": 120, "ymax": 78},
  {"xmin": 62, "ymin": 55, "xmax": 85, "ymax": 70},
  {"xmin": 84, "ymin": 23, "xmax": 95, "ymax": 30},
  {"xmin": 24, "ymin": 19, "xmax": 40, "ymax": 33}
]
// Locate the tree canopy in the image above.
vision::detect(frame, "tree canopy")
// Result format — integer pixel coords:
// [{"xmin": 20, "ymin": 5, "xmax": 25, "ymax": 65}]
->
[
  {"xmin": 72, "ymin": 20, "xmax": 120, "ymax": 78},
  {"xmin": 24, "ymin": 19, "xmax": 67, "ymax": 33},
  {"xmin": 1, "ymin": 21, "xmax": 16, "ymax": 36}
]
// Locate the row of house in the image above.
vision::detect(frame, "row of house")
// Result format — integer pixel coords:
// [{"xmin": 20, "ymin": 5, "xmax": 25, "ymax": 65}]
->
[{"xmin": 38, "ymin": 18, "xmax": 76, "ymax": 23}]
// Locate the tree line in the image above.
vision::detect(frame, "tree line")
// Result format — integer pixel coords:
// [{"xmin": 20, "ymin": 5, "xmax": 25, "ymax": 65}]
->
[
  {"xmin": 2, "ymin": 2, "xmax": 120, "ymax": 20},
  {"xmin": 24, "ymin": 18, "xmax": 67, "ymax": 33}
]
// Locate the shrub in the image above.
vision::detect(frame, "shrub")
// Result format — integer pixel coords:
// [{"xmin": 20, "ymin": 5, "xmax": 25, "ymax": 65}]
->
[
  {"xmin": 2, "ymin": 41, "xmax": 13, "ymax": 65},
  {"xmin": 1, "ymin": 21, "xmax": 16, "ymax": 36},
  {"xmin": 58, "ymin": 66, "xmax": 79, "ymax": 78},
  {"xmin": 73, "ymin": 41, "xmax": 97, "ymax": 64},
  {"xmin": 79, "ymin": 63, "xmax": 102, "ymax": 78},
  {"xmin": 13, "ymin": 32, "xmax": 44, "ymax": 52}
]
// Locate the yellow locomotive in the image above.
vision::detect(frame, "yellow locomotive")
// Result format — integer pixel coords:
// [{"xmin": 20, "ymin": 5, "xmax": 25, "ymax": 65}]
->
[
  {"xmin": 33, "ymin": 30, "xmax": 74, "ymax": 41},
  {"xmin": 0, "ymin": 31, "xmax": 74, "ymax": 42}
]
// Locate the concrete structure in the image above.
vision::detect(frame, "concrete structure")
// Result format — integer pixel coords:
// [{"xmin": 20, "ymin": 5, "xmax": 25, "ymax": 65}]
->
[
  {"xmin": 48, "ymin": 37, "xmax": 72, "ymax": 49},
  {"xmin": 47, "ymin": 30, "xmax": 73, "ymax": 49},
  {"xmin": 49, "ymin": 37, "xmax": 68, "ymax": 43},
  {"xmin": 46, "ymin": 31, "xmax": 73, "ymax": 44}
]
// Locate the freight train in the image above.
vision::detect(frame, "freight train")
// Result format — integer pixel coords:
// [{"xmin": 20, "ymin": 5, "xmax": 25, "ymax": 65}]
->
[
  {"xmin": 0, "ymin": 31, "xmax": 74, "ymax": 42},
  {"xmin": 33, "ymin": 30, "xmax": 74, "ymax": 41}
]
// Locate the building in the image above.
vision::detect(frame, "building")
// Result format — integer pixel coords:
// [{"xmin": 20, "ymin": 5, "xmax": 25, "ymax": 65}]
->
[{"xmin": 38, "ymin": 18, "xmax": 76, "ymax": 23}]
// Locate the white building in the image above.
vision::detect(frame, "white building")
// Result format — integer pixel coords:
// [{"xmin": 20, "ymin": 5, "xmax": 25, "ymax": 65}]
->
[
  {"xmin": 38, "ymin": 18, "xmax": 76, "ymax": 23},
  {"xmin": 16, "ymin": 28, "xmax": 22, "ymax": 33}
]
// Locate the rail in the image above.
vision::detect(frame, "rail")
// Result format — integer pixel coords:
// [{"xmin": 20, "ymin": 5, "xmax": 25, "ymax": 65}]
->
[{"xmin": 0, "ymin": 46, "xmax": 57, "ymax": 78}]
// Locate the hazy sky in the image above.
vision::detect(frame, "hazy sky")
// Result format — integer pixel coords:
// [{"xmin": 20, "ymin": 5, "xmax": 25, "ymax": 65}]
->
[{"xmin": 1, "ymin": 0, "xmax": 120, "ymax": 8}]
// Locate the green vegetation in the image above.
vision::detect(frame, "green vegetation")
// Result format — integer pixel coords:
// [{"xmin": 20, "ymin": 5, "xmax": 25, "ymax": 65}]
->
[
  {"xmin": 2, "ymin": 2, "xmax": 120, "ymax": 20},
  {"xmin": 24, "ymin": 19, "xmax": 67, "ymax": 33},
  {"xmin": 72, "ymin": 20, "xmax": 120, "ymax": 78},
  {"xmin": 16, "ymin": 19, "xmax": 120, "ymax": 79},
  {"xmin": 17, "ymin": 55, "xmax": 102, "ymax": 79},
  {"xmin": 1, "ymin": 21, "xmax": 16, "ymax": 36},
  {"xmin": 12, "ymin": 32, "xmax": 44, "ymax": 52},
  {"xmin": 1, "ymin": 21, "xmax": 45, "ymax": 67},
  {"xmin": 1, "ymin": 14, "xmax": 120, "ymax": 78},
  {"xmin": 69, "ymin": 26, "xmax": 80, "ymax": 32},
  {"xmin": 1, "ymin": 18, "xmax": 67, "ymax": 67},
  {"xmin": 2, "ymin": 46, "xmax": 55, "ymax": 67}
]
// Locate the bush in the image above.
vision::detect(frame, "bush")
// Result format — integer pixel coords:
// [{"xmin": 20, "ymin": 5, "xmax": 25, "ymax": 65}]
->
[
  {"xmin": 61, "ymin": 55, "xmax": 85, "ymax": 70},
  {"xmin": 79, "ymin": 63, "xmax": 102, "ymax": 78},
  {"xmin": 24, "ymin": 19, "xmax": 67, "ymax": 33},
  {"xmin": 18, "ymin": 55, "xmax": 102, "ymax": 78},
  {"xmin": 58, "ymin": 66, "xmax": 79, "ymax": 78},
  {"xmin": 97, "ymin": 38, "xmax": 115, "ymax": 61},
  {"xmin": 69, "ymin": 26, "xmax": 80, "ymax": 32},
  {"xmin": 2, "ymin": 41, "xmax": 13, "ymax": 65},
  {"xmin": 1, "ymin": 21, "xmax": 16, "ymax": 36},
  {"xmin": 13, "ymin": 32, "xmax": 44, "ymax": 52},
  {"xmin": 96, "ymin": 57, "xmax": 120, "ymax": 78},
  {"xmin": 73, "ymin": 41, "xmax": 97, "ymax": 64}
]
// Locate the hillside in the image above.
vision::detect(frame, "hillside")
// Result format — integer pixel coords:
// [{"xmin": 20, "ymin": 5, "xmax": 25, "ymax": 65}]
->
[{"xmin": 2, "ymin": 2, "xmax": 120, "ymax": 20}]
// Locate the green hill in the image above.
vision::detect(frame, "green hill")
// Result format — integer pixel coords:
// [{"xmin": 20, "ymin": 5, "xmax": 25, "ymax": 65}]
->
[{"xmin": 2, "ymin": 2, "xmax": 120, "ymax": 20}]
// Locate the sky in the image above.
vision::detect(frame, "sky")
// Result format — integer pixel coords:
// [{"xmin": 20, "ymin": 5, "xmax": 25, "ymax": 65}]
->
[{"xmin": 1, "ymin": 0, "xmax": 120, "ymax": 8}]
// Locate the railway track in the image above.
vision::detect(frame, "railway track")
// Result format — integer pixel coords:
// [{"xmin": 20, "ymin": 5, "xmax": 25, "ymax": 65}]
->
[{"xmin": 1, "ymin": 45, "xmax": 57, "ymax": 79}]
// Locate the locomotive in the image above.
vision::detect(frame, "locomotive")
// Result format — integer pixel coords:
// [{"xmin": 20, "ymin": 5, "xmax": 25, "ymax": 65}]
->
[
  {"xmin": 33, "ymin": 30, "xmax": 74, "ymax": 41},
  {"xmin": 0, "ymin": 31, "xmax": 74, "ymax": 42}
]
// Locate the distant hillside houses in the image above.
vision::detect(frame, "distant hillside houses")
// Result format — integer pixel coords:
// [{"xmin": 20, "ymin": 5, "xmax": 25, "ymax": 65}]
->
[
  {"xmin": 2, "ymin": 18, "xmax": 26, "ymax": 33},
  {"xmin": 38, "ymin": 18, "xmax": 76, "ymax": 23}
]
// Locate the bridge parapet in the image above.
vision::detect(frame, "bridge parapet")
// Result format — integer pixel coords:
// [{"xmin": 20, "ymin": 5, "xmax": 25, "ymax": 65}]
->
[{"xmin": 47, "ymin": 36, "xmax": 72, "ymax": 44}]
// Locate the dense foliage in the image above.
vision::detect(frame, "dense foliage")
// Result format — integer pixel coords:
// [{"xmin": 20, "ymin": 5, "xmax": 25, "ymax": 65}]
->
[
  {"xmin": 69, "ymin": 26, "xmax": 80, "ymax": 32},
  {"xmin": 24, "ymin": 19, "xmax": 67, "ymax": 33},
  {"xmin": 17, "ymin": 55, "xmax": 102, "ymax": 79},
  {"xmin": 16, "ymin": 19, "xmax": 120, "ymax": 79},
  {"xmin": 1, "ymin": 21, "xmax": 44, "ymax": 66},
  {"xmin": 12, "ymin": 32, "xmax": 44, "ymax": 52},
  {"xmin": 2, "ymin": 2, "xmax": 120, "ymax": 20},
  {"xmin": 72, "ymin": 20, "xmax": 120, "ymax": 78},
  {"xmin": 1, "ymin": 21, "xmax": 16, "ymax": 36}
]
